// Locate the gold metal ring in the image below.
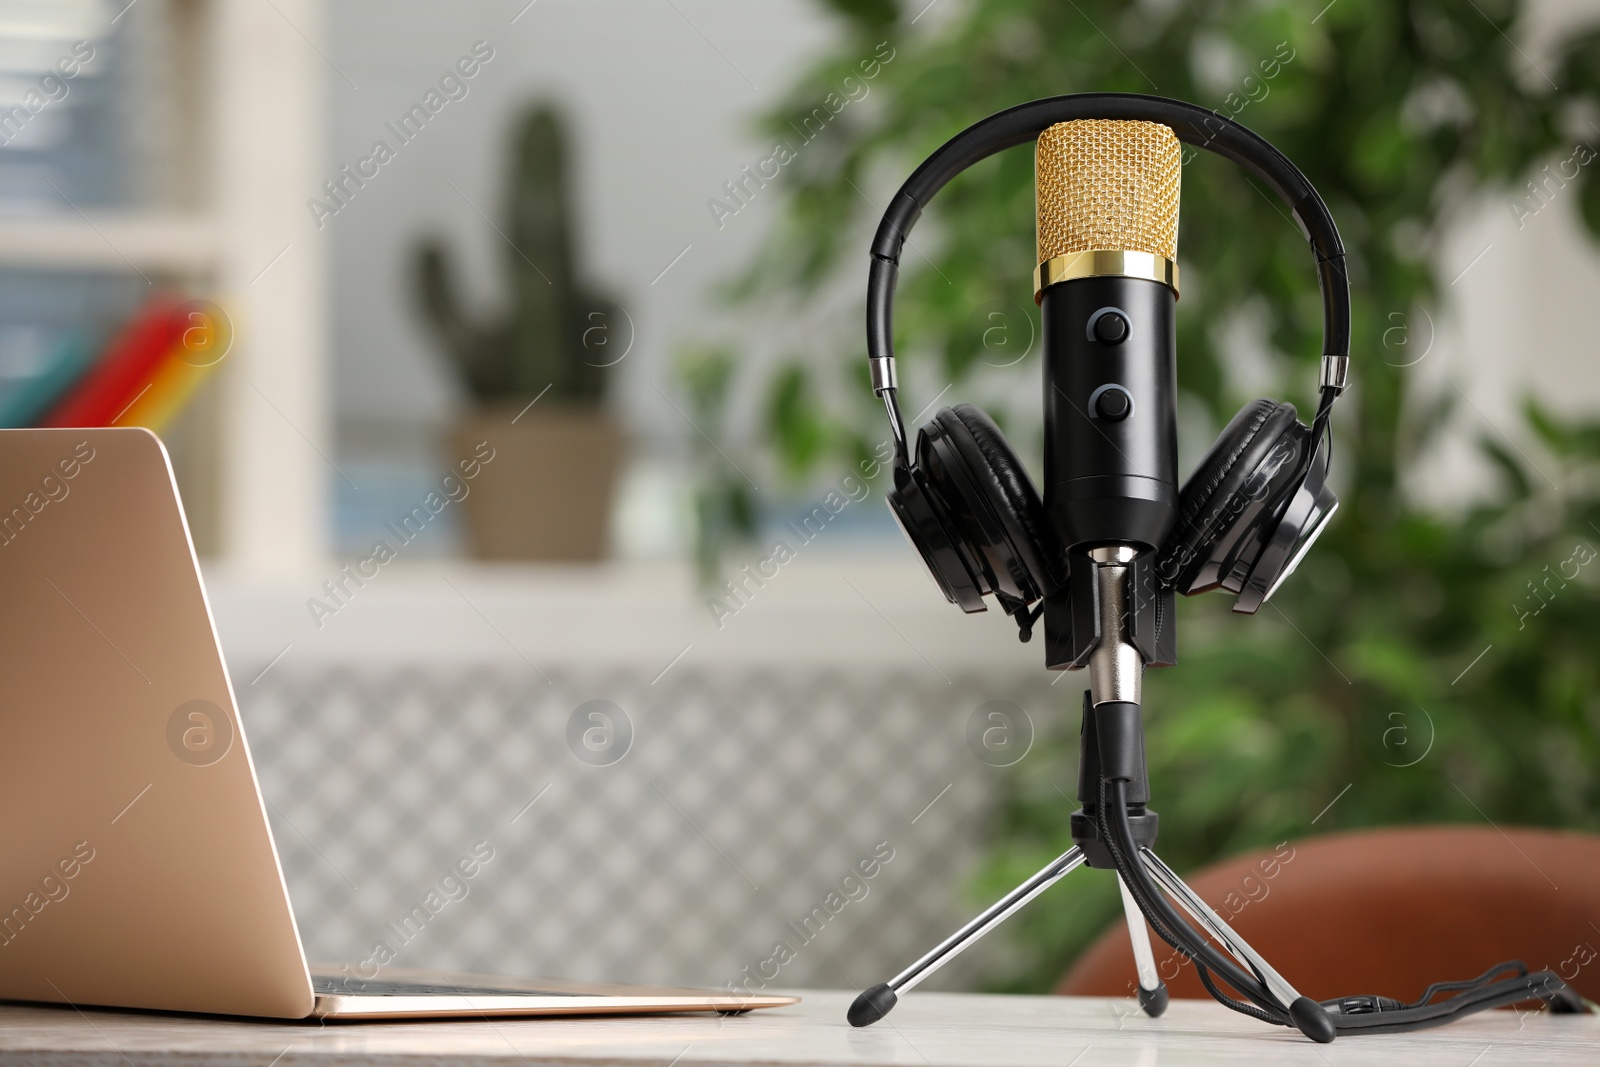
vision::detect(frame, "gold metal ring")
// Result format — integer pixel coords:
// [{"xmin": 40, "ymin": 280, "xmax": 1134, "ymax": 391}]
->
[{"xmin": 1034, "ymin": 250, "xmax": 1179, "ymax": 302}]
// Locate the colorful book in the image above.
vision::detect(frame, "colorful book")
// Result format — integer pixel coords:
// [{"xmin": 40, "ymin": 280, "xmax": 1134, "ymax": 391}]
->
[
  {"xmin": 41, "ymin": 297, "xmax": 189, "ymax": 428},
  {"xmin": 115, "ymin": 344, "xmax": 216, "ymax": 430}
]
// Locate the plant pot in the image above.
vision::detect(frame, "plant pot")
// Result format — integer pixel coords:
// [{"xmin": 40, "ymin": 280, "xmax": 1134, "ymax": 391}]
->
[{"xmin": 450, "ymin": 404, "xmax": 625, "ymax": 561}]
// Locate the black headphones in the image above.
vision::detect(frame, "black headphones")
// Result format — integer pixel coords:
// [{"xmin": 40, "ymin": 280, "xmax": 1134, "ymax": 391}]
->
[{"xmin": 871, "ymin": 93, "xmax": 1348, "ymax": 621}]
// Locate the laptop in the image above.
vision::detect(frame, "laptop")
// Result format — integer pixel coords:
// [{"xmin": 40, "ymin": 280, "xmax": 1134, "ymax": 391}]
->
[{"xmin": 0, "ymin": 427, "xmax": 796, "ymax": 1020}]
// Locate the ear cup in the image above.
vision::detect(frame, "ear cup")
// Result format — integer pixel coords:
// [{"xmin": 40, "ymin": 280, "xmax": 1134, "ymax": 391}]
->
[
  {"xmin": 1160, "ymin": 398, "xmax": 1301, "ymax": 593},
  {"xmin": 885, "ymin": 461, "xmax": 987, "ymax": 613},
  {"xmin": 922, "ymin": 404, "xmax": 1062, "ymax": 601}
]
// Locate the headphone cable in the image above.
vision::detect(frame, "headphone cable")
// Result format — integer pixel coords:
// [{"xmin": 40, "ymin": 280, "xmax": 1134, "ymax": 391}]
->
[
  {"xmin": 1097, "ymin": 774, "xmax": 1587, "ymax": 1037},
  {"xmin": 1096, "ymin": 777, "xmax": 1291, "ymax": 1025}
]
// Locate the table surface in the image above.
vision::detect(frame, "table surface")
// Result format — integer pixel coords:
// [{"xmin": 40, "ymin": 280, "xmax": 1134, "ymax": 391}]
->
[{"xmin": 0, "ymin": 991, "xmax": 1594, "ymax": 1066}]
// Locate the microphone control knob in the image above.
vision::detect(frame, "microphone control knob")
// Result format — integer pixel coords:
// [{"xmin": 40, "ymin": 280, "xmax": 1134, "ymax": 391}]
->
[
  {"xmin": 1093, "ymin": 386, "xmax": 1132, "ymax": 422},
  {"xmin": 1092, "ymin": 311, "xmax": 1129, "ymax": 345}
]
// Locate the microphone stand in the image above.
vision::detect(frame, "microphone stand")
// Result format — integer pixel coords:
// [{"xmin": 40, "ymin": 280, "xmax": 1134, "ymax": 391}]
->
[{"xmin": 848, "ymin": 543, "xmax": 1314, "ymax": 1030}]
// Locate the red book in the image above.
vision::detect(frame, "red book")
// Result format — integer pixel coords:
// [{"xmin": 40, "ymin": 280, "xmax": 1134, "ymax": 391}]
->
[{"xmin": 41, "ymin": 297, "xmax": 189, "ymax": 428}]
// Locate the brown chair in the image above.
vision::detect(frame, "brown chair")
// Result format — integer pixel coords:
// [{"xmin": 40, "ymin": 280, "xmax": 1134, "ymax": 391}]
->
[{"xmin": 1057, "ymin": 825, "xmax": 1600, "ymax": 1005}]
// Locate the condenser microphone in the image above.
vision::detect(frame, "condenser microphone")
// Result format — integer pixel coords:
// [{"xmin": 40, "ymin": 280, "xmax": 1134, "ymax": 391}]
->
[{"xmin": 1036, "ymin": 120, "xmax": 1181, "ymax": 553}]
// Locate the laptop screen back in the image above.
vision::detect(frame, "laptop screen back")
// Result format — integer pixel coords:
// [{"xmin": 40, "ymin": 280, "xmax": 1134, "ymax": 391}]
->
[{"xmin": 0, "ymin": 428, "xmax": 313, "ymax": 1018}]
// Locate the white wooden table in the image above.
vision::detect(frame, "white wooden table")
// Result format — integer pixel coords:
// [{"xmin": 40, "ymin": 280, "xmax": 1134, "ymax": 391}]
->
[{"xmin": 0, "ymin": 992, "xmax": 1594, "ymax": 1066}]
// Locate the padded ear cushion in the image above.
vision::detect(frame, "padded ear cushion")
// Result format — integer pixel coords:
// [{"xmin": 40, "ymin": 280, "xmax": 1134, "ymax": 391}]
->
[
  {"xmin": 1164, "ymin": 398, "xmax": 1299, "ymax": 578},
  {"xmin": 936, "ymin": 404, "xmax": 1061, "ymax": 594}
]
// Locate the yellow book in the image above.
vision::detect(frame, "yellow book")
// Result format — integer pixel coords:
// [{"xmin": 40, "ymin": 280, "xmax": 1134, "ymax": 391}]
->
[{"xmin": 114, "ymin": 348, "xmax": 215, "ymax": 431}]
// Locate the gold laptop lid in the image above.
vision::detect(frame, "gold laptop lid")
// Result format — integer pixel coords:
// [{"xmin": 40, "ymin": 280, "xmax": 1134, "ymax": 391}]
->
[{"xmin": 0, "ymin": 428, "xmax": 314, "ymax": 1018}]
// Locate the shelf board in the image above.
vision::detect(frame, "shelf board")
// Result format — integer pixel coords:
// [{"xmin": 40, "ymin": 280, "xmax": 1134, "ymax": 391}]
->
[{"xmin": 0, "ymin": 212, "xmax": 220, "ymax": 273}]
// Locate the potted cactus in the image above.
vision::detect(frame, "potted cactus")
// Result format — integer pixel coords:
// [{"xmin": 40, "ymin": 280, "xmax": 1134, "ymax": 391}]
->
[{"xmin": 414, "ymin": 104, "xmax": 624, "ymax": 561}]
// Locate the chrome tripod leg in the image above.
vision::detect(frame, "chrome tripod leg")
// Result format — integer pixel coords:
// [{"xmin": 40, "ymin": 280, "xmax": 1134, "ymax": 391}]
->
[
  {"xmin": 848, "ymin": 845, "xmax": 1087, "ymax": 1026},
  {"xmin": 1137, "ymin": 847, "xmax": 1302, "ymax": 1011},
  {"xmin": 1117, "ymin": 874, "xmax": 1169, "ymax": 1016}
]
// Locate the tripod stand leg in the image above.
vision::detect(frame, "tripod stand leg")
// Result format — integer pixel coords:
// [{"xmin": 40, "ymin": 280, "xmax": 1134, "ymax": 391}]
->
[
  {"xmin": 1137, "ymin": 847, "xmax": 1303, "ymax": 1012},
  {"xmin": 848, "ymin": 845, "xmax": 1087, "ymax": 1026},
  {"xmin": 1117, "ymin": 875, "xmax": 1168, "ymax": 1017}
]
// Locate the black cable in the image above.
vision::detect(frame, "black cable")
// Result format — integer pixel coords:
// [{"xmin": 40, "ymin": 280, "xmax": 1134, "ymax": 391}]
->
[
  {"xmin": 1407, "ymin": 960, "xmax": 1526, "ymax": 1007},
  {"xmin": 1289, "ymin": 386, "xmax": 1336, "ymax": 501},
  {"xmin": 1102, "ymin": 777, "xmax": 1585, "ymax": 1037},
  {"xmin": 1110, "ymin": 764, "xmax": 1581, "ymax": 1036},
  {"xmin": 1091, "ymin": 783, "xmax": 1196, "ymax": 972},
  {"xmin": 1327, "ymin": 968, "xmax": 1581, "ymax": 1034},
  {"xmin": 1101, "ymin": 803, "xmax": 1293, "ymax": 1029},
  {"xmin": 1319, "ymin": 957, "xmax": 1586, "ymax": 1034},
  {"xmin": 1097, "ymin": 777, "xmax": 1292, "ymax": 1024},
  {"xmin": 1196, "ymin": 963, "xmax": 1283, "ymax": 1026}
]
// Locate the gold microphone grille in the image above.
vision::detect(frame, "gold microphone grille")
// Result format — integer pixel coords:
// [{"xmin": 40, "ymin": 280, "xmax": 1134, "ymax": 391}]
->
[{"xmin": 1036, "ymin": 120, "xmax": 1180, "ymax": 266}]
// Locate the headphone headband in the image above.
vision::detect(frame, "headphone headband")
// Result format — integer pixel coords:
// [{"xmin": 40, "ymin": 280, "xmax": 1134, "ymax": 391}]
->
[{"xmin": 865, "ymin": 93, "xmax": 1350, "ymax": 444}]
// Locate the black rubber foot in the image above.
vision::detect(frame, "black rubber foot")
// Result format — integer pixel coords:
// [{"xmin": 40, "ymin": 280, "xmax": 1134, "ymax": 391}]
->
[
  {"xmin": 1137, "ymin": 982, "xmax": 1168, "ymax": 1017},
  {"xmin": 1289, "ymin": 996, "xmax": 1336, "ymax": 1043},
  {"xmin": 848, "ymin": 983, "xmax": 897, "ymax": 1027}
]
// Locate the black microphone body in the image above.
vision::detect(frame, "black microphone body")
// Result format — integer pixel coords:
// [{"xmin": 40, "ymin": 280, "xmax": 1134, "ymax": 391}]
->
[{"xmin": 1041, "ymin": 274, "xmax": 1179, "ymax": 553}]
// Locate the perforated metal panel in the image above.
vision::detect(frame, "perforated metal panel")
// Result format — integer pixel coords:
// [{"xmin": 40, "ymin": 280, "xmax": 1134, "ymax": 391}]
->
[{"xmin": 238, "ymin": 664, "xmax": 1054, "ymax": 994}]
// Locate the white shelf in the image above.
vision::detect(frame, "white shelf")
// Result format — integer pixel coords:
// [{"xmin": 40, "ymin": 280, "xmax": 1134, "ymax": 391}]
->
[
  {"xmin": 0, "ymin": 212, "xmax": 220, "ymax": 272},
  {"xmin": 200, "ymin": 557, "xmax": 1044, "ymax": 673}
]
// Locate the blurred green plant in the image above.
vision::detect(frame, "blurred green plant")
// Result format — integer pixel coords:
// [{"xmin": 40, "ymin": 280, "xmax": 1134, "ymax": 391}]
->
[
  {"xmin": 414, "ymin": 104, "xmax": 617, "ymax": 405},
  {"xmin": 684, "ymin": 0, "xmax": 1600, "ymax": 991},
  {"xmin": 677, "ymin": 345, "xmax": 758, "ymax": 579}
]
